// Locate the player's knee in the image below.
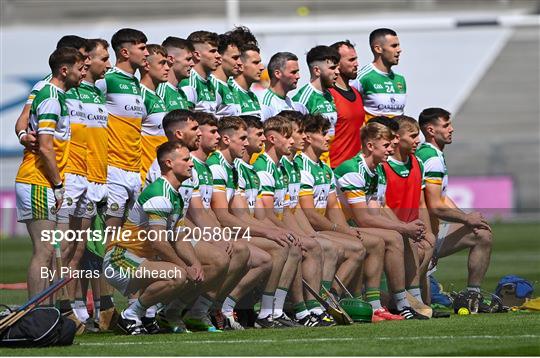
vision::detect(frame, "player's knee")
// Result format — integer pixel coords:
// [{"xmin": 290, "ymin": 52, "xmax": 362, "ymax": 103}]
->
[
  {"xmin": 232, "ymin": 241, "xmax": 250, "ymax": 266},
  {"xmin": 259, "ymin": 251, "xmax": 273, "ymax": 275},
  {"xmin": 352, "ymin": 243, "xmax": 366, "ymax": 262},
  {"xmin": 476, "ymin": 229, "xmax": 493, "ymax": 248},
  {"xmin": 170, "ymin": 268, "xmax": 187, "ymax": 290}
]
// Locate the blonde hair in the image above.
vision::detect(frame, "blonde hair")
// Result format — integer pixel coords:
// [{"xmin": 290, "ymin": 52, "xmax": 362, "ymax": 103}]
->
[
  {"xmin": 394, "ymin": 115, "xmax": 419, "ymax": 134},
  {"xmin": 263, "ymin": 115, "xmax": 292, "ymax": 137},
  {"xmin": 360, "ymin": 122, "xmax": 394, "ymax": 147}
]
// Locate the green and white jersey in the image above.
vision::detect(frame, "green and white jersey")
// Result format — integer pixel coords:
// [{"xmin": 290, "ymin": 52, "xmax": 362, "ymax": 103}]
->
[
  {"xmin": 295, "ymin": 152, "xmax": 335, "ymax": 214},
  {"xmin": 229, "ymin": 78, "xmax": 261, "ymax": 117},
  {"xmin": 144, "ymin": 158, "xmax": 194, "ymax": 218},
  {"xmin": 192, "ymin": 155, "xmax": 213, "ymax": 209},
  {"xmin": 207, "ymin": 150, "xmax": 238, "ymax": 203},
  {"xmin": 258, "ymin": 88, "xmax": 295, "ymax": 122},
  {"xmin": 141, "ymin": 84, "xmax": 167, "ymax": 137},
  {"xmin": 253, "ymin": 152, "xmax": 286, "ymax": 216},
  {"xmin": 334, "ymin": 153, "xmax": 382, "ymax": 206},
  {"xmin": 210, "ymin": 75, "xmax": 240, "ymax": 117},
  {"xmin": 279, "ymin": 155, "xmax": 301, "ymax": 209},
  {"xmin": 179, "ymin": 69, "xmax": 217, "ymax": 114},
  {"xmin": 234, "ymin": 158, "xmax": 261, "ymax": 214},
  {"xmin": 416, "ymin": 143, "xmax": 448, "ymax": 197},
  {"xmin": 120, "ymin": 177, "xmax": 184, "ymax": 258},
  {"xmin": 292, "ymin": 83, "xmax": 337, "ymax": 136},
  {"xmin": 26, "ymin": 73, "xmax": 53, "ymax": 105},
  {"xmin": 351, "ymin": 63, "xmax": 406, "ymax": 117},
  {"xmin": 156, "ymin": 81, "xmax": 193, "ymax": 111}
]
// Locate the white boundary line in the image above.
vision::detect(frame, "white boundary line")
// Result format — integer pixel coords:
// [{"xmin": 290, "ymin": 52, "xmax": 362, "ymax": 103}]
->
[{"xmin": 79, "ymin": 335, "xmax": 540, "ymax": 346}]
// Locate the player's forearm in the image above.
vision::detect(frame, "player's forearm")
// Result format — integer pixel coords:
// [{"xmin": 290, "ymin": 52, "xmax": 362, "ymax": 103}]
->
[
  {"xmin": 430, "ymin": 204, "xmax": 469, "ymax": 224},
  {"xmin": 15, "ymin": 105, "xmax": 31, "ymax": 134},
  {"xmin": 150, "ymin": 238, "xmax": 188, "ymax": 269},
  {"xmin": 232, "ymin": 210, "xmax": 278, "ymax": 238},
  {"xmin": 173, "ymin": 239, "xmax": 200, "ymax": 268},
  {"xmin": 353, "ymin": 210, "xmax": 408, "ymax": 234},
  {"xmin": 303, "ymin": 208, "xmax": 338, "ymax": 232},
  {"xmin": 291, "ymin": 209, "xmax": 317, "ymax": 236},
  {"xmin": 39, "ymin": 145, "xmax": 61, "ymax": 186},
  {"xmin": 187, "ymin": 205, "xmax": 220, "ymax": 231}
]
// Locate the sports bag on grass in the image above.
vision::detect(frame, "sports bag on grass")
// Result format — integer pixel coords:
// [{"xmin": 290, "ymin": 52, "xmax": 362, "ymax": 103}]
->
[{"xmin": 0, "ymin": 306, "xmax": 76, "ymax": 348}]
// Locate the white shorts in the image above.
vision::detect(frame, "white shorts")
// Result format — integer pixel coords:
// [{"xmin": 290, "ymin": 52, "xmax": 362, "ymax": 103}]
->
[
  {"xmin": 106, "ymin": 166, "xmax": 141, "ymax": 218},
  {"xmin": 15, "ymin": 183, "xmax": 56, "ymax": 222},
  {"xmin": 83, "ymin": 182, "xmax": 108, "ymax": 219},
  {"xmin": 103, "ymin": 246, "xmax": 145, "ymax": 296},
  {"xmin": 58, "ymin": 173, "xmax": 89, "ymax": 223},
  {"xmin": 434, "ymin": 221, "xmax": 451, "ymax": 256}
]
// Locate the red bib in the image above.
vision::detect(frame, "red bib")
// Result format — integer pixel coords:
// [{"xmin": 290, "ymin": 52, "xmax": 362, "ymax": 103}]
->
[{"xmin": 383, "ymin": 154, "xmax": 422, "ymax": 223}]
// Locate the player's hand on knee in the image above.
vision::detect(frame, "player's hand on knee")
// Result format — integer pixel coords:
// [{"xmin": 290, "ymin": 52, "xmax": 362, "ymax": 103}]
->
[{"xmin": 186, "ymin": 262, "xmax": 204, "ymax": 283}]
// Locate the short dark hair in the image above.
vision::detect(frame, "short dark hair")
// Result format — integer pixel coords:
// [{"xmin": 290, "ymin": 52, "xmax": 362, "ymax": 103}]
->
[
  {"xmin": 86, "ymin": 38, "xmax": 109, "ymax": 53},
  {"xmin": 368, "ymin": 116, "xmax": 399, "ymax": 133},
  {"xmin": 278, "ymin": 110, "xmax": 305, "ymax": 132},
  {"xmin": 329, "ymin": 39, "xmax": 355, "ymax": 52},
  {"xmin": 187, "ymin": 31, "xmax": 219, "ymax": 47},
  {"xmin": 306, "ymin": 45, "xmax": 340, "ymax": 69},
  {"xmin": 162, "ymin": 36, "xmax": 194, "ymax": 52},
  {"xmin": 157, "ymin": 141, "xmax": 186, "ymax": 173},
  {"xmin": 217, "ymin": 33, "xmax": 241, "ymax": 55},
  {"xmin": 240, "ymin": 43, "xmax": 260, "ymax": 60},
  {"xmin": 267, "ymin": 52, "xmax": 298, "ymax": 80},
  {"xmin": 418, "ymin": 108, "xmax": 451, "ymax": 129},
  {"xmin": 49, "ymin": 47, "xmax": 86, "ymax": 75},
  {"xmin": 218, "ymin": 116, "xmax": 247, "ymax": 135},
  {"xmin": 111, "ymin": 28, "xmax": 147, "ymax": 55},
  {"xmin": 162, "ymin": 109, "xmax": 195, "ymax": 139},
  {"xmin": 56, "ymin": 35, "xmax": 88, "ymax": 51},
  {"xmin": 303, "ymin": 114, "xmax": 330, "ymax": 134},
  {"xmin": 191, "ymin": 111, "xmax": 218, "ymax": 127},
  {"xmin": 239, "ymin": 115, "xmax": 263, "ymax": 130},
  {"xmin": 369, "ymin": 28, "xmax": 397, "ymax": 49},
  {"xmin": 227, "ymin": 26, "xmax": 258, "ymax": 48}
]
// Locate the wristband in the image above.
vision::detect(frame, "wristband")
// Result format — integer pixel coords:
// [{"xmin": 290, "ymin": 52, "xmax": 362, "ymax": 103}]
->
[
  {"xmin": 17, "ymin": 130, "xmax": 27, "ymax": 143},
  {"xmin": 332, "ymin": 223, "xmax": 337, "ymax": 232},
  {"xmin": 53, "ymin": 182, "xmax": 64, "ymax": 190}
]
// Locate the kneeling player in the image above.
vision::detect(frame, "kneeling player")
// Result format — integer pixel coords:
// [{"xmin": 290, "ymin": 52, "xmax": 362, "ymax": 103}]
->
[{"xmin": 104, "ymin": 142, "xmax": 193, "ymax": 335}]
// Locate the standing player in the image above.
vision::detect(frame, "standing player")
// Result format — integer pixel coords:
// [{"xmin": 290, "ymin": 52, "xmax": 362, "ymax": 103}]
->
[
  {"xmin": 258, "ymin": 52, "xmax": 300, "ymax": 121},
  {"xmin": 416, "ymin": 108, "xmax": 493, "ymax": 297},
  {"xmin": 15, "ymin": 35, "xmax": 89, "ymax": 153},
  {"xmin": 229, "ymin": 44, "xmax": 264, "ymax": 117},
  {"xmin": 180, "ymin": 31, "xmax": 221, "ymax": 113},
  {"xmin": 157, "ymin": 37, "xmax": 195, "ymax": 110},
  {"xmin": 211, "ymin": 33, "xmax": 242, "ymax": 117},
  {"xmin": 140, "ymin": 44, "xmax": 170, "ymax": 182},
  {"xmin": 351, "ymin": 28, "xmax": 406, "ymax": 121},
  {"xmin": 335, "ymin": 120, "xmax": 428, "ymax": 320},
  {"xmin": 15, "ymin": 47, "xmax": 86, "ymax": 297},
  {"xmin": 96, "ymin": 28, "xmax": 148, "ymax": 230},
  {"xmin": 328, "ymin": 40, "xmax": 365, "ymax": 168}
]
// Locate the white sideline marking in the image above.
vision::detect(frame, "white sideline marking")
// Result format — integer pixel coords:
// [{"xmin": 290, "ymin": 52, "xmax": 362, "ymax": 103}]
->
[{"xmin": 79, "ymin": 335, "xmax": 540, "ymax": 346}]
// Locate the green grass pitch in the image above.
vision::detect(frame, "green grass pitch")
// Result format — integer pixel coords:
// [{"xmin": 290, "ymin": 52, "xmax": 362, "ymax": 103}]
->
[{"xmin": 1, "ymin": 222, "xmax": 539, "ymax": 356}]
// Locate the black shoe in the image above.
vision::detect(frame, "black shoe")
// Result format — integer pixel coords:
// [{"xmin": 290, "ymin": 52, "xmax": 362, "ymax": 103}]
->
[
  {"xmin": 296, "ymin": 313, "xmax": 321, "ymax": 327},
  {"xmin": 141, "ymin": 316, "xmax": 161, "ymax": 334},
  {"xmin": 398, "ymin": 306, "xmax": 430, "ymax": 320},
  {"xmin": 254, "ymin": 315, "xmax": 283, "ymax": 329},
  {"xmin": 84, "ymin": 317, "xmax": 100, "ymax": 333},
  {"xmin": 432, "ymin": 310, "xmax": 451, "ymax": 318},
  {"xmin": 116, "ymin": 311, "xmax": 147, "ymax": 335},
  {"xmin": 313, "ymin": 311, "xmax": 336, "ymax": 326},
  {"xmin": 273, "ymin": 313, "xmax": 302, "ymax": 328}
]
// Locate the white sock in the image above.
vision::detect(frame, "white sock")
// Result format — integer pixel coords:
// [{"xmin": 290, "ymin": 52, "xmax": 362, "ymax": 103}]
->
[
  {"xmin": 257, "ymin": 292, "xmax": 275, "ymax": 319},
  {"xmin": 221, "ymin": 296, "xmax": 237, "ymax": 318},
  {"xmin": 467, "ymin": 286, "xmax": 481, "ymax": 293},
  {"xmin": 187, "ymin": 295, "xmax": 213, "ymax": 317},
  {"xmin": 295, "ymin": 309, "xmax": 310, "ymax": 320},
  {"xmin": 393, "ymin": 290, "xmax": 409, "ymax": 311},
  {"xmin": 145, "ymin": 304, "xmax": 158, "ymax": 318},
  {"xmin": 93, "ymin": 299, "xmax": 100, "ymax": 321},
  {"xmin": 408, "ymin": 287, "xmax": 424, "ymax": 304},
  {"xmin": 309, "ymin": 307, "xmax": 324, "ymax": 316},
  {"xmin": 71, "ymin": 300, "xmax": 89, "ymax": 323},
  {"xmin": 272, "ymin": 288, "xmax": 288, "ymax": 318},
  {"xmin": 128, "ymin": 297, "xmax": 138, "ymax": 306},
  {"xmin": 123, "ymin": 299, "xmax": 146, "ymax": 324}
]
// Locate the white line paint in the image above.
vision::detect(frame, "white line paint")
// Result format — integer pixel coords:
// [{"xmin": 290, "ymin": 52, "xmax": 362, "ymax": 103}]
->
[{"xmin": 79, "ymin": 334, "xmax": 540, "ymax": 347}]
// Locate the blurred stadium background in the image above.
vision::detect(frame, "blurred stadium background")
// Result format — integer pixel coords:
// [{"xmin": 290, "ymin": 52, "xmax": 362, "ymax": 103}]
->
[{"xmin": 0, "ymin": 0, "xmax": 539, "ymax": 237}]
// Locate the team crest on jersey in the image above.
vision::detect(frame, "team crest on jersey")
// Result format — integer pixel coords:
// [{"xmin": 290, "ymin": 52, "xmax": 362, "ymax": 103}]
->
[
  {"xmin": 86, "ymin": 202, "xmax": 95, "ymax": 212},
  {"xmin": 110, "ymin": 203, "xmax": 119, "ymax": 211},
  {"xmin": 397, "ymin": 82, "xmax": 403, "ymax": 91},
  {"xmin": 66, "ymin": 197, "xmax": 73, "ymax": 206}
]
